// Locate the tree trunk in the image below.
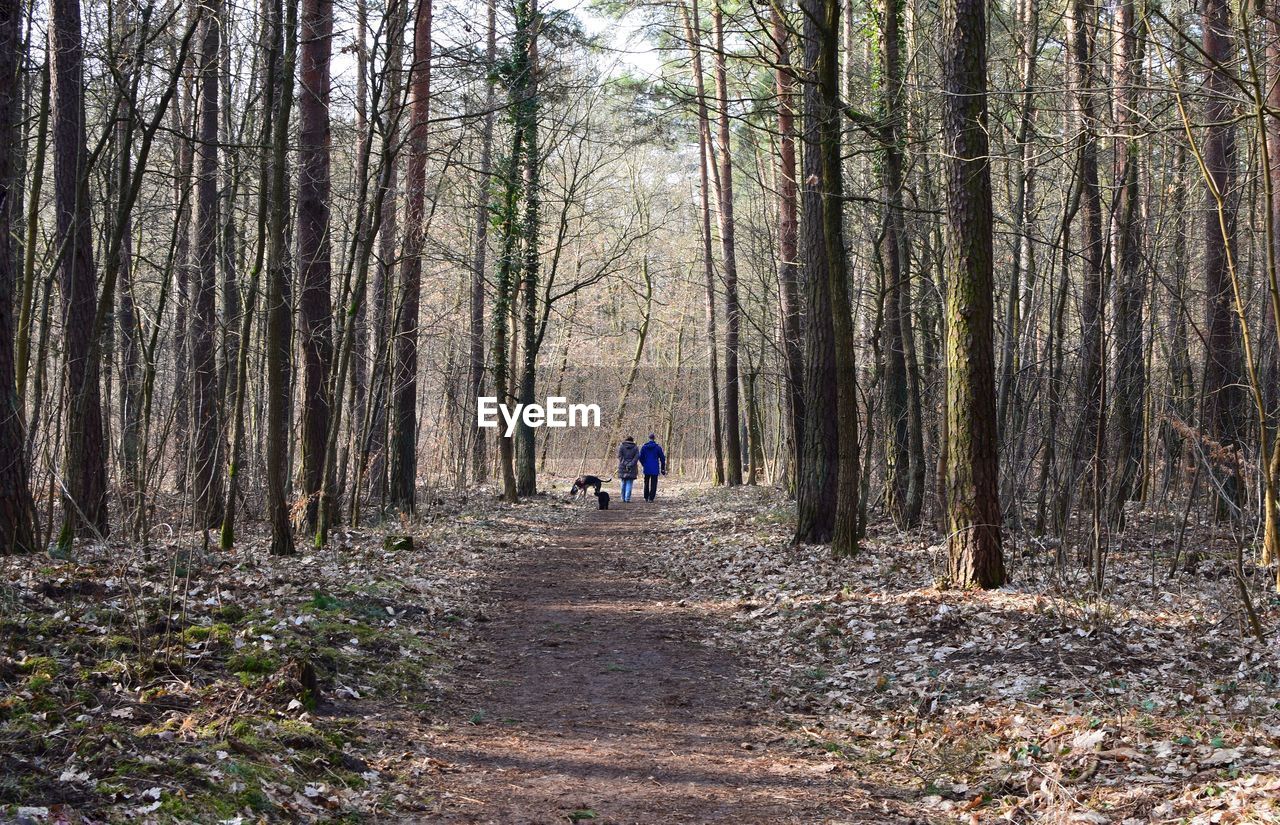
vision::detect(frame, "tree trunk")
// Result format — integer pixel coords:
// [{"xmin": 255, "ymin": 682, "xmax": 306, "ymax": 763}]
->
[
  {"xmin": 681, "ymin": 0, "xmax": 724, "ymax": 486},
  {"xmin": 711, "ymin": 0, "xmax": 743, "ymax": 486},
  {"xmin": 298, "ymin": 0, "xmax": 334, "ymax": 529},
  {"xmin": 1108, "ymin": 0, "xmax": 1144, "ymax": 527},
  {"xmin": 0, "ymin": 0, "xmax": 36, "ymax": 553},
  {"xmin": 265, "ymin": 0, "xmax": 298, "ymax": 555},
  {"xmin": 51, "ymin": 0, "xmax": 108, "ymax": 542},
  {"xmin": 1202, "ymin": 0, "xmax": 1245, "ymax": 517},
  {"xmin": 1066, "ymin": 0, "xmax": 1105, "ymax": 512},
  {"xmin": 468, "ymin": 0, "xmax": 496, "ymax": 483},
  {"xmin": 941, "ymin": 0, "xmax": 1005, "ymax": 587},
  {"xmin": 514, "ymin": 0, "xmax": 540, "ymax": 498},
  {"xmin": 770, "ymin": 2, "xmax": 804, "ymax": 487},
  {"xmin": 795, "ymin": 0, "xmax": 854, "ymax": 551},
  {"xmin": 389, "ymin": 0, "xmax": 432, "ymax": 512},
  {"xmin": 191, "ymin": 0, "xmax": 225, "ymax": 528},
  {"xmin": 365, "ymin": 0, "xmax": 403, "ymax": 503}
]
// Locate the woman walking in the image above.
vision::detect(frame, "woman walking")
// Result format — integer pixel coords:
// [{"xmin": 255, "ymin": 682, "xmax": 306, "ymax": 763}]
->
[{"xmin": 617, "ymin": 436, "xmax": 639, "ymax": 503}]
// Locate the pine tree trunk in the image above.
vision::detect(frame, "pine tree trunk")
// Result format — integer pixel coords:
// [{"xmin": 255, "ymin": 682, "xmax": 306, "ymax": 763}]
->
[
  {"xmin": 514, "ymin": 0, "xmax": 540, "ymax": 498},
  {"xmin": 389, "ymin": 0, "xmax": 432, "ymax": 512},
  {"xmin": 770, "ymin": 3, "xmax": 804, "ymax": 486},
  {"xmin": 265, "ymin": 0, "xmax": 298, "ymax": 555},
  {"xmin": 941, "ymin": 0, "xmax": 1005, "ymax": 588},
  {"xmin": 51, "ymin": 0, "xmax": 108, "ymax": 542},
  {"xmin": 298, "ymin": 0, "xmax": 334, "ymax": 529},
  {"xmin": 795, "ymin": 0, "xmax": 852, "ymax": 549},
  {"xmin": 711, "ymin": 0, "xmax": 743, "ymax": 486},
  {"xmin": 1108, "ymin": 0, "xmax": 1144, "ymax": 527},
  {"xmin": 1202, "ymin": 0, "xmax": 1245, "ymax": 517},
  {"xmin": 1066, "ymin": 0, "xmax": 1105, "ymax": 511},
  {"xmin": 468, "ymin": 0, "xmax": 496, "ymax": 483},
  {"xmin": 0, "ymin": 0, "xmax": 37, "ymax": 553},
  {"xmin": 191, "ymin": 0, "xmax": 225, "ymax": 528},
  {"xmin": 681, "ymin": 0, "xmax": 724, "ymax": 486}
]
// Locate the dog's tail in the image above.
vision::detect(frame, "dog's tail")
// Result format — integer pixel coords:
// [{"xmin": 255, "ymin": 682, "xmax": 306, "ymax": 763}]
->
[{"xmin": 600, "ymin": 477, "xmax": 613, "ymax": 483}]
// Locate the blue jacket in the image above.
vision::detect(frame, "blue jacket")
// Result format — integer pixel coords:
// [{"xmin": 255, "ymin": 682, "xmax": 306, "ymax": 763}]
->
[{"xmin": 639, "ymin": 439, "xmax": 666, "ymax": 476}]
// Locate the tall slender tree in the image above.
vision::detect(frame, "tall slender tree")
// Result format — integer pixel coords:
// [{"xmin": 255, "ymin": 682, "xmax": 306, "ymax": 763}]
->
[
  {"xmin": 51, "ymin": 0, "xmax": 108, "ymax": 541},
  {"xmin": 468, "ymin": 0, "xmax": 496, "ymax": 483},
  {"xmin": 1066, "ymin": 0, "xmax": 1105, "ymax": 519},
  {"xmin": 940, "ymin": 0, "xmax": 1005, "ymax": 587},
  {"xmin": 0, "ymin": 0, "xmax": 36, "ymax": 553},
  {"xmin": 191, "ymin": 0, "xmax": 225, "ymax": 528},
  {"xmin": 1202, "ymin": 0, "xmax": 1245, "ymax": 515},
  {"xmin": 711, "ymin": 0, "xmax": 743, "ymax": 485},
  {"xmin": 1109, "ymin": 0, "xmax": 1145, "ymax": 524},
  {"xmin": 514, "ymin": 0, "xmax": 541, "ymax": 497},
  {"xmin": 770, "ymin": 0, "xmax": 804, "ymax": 482},
  {"xmin": 298, "ymin": 0, "xmax": 335, "ymax": 529},
  {"xmin": 681, "ymin": 0, "xmax": 725, "ymax": 486},
  {"xmin": 389, "ymin": 0, "xmax": 432, "ymax": 511},
  {"xmin": 265, "ymin": 0, "xmax": 299, "ymax": 554}
]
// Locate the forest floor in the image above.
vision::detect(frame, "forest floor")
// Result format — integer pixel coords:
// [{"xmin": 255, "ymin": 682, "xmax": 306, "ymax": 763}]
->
[{"xmin": 2, "ymin": 484, "xmax": 1279, "ymax": 823}]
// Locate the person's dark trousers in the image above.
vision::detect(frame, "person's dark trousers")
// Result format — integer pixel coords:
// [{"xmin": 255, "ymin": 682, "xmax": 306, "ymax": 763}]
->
[{"xmin": 643, "ymin": 474, "xmax": 659, "ymax": 501}]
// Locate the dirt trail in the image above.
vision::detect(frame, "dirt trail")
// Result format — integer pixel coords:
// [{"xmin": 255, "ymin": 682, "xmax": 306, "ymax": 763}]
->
[{"xmin": 417, "ymin": 498, "xmax": 912, "ymax": 824}]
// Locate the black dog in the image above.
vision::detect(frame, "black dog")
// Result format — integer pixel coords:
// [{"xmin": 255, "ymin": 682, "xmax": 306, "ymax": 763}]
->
[
  {"xmin": 570, "ymin": 475, "xmax": 611, "ymax": 498},
  {"xmin": 596, "ymin": 490, "xmax": 610, "ymax": 510}
]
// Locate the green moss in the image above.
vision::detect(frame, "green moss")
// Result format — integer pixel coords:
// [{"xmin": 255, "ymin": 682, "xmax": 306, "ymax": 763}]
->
[
  {"xmin": 213, "ymin": 604, "xmax": 246, "ymax": 623},
  {"xmin": 19, "ymin": 655, "xmax": 58, "ymax": 677},
  {"xmin": 182, "ymin": 625, "xmax": 213, "ymax": 643},
  {"xmin": 26, "ymin": 673, "xmax": 53, "ymax": 691},
  {"xmin": 228, "ymin": 650, "xmax": 279, "ymax": 676},
  {"xmin": 105, "ymin": 635, "xmax": 135, "ymax": 653}
]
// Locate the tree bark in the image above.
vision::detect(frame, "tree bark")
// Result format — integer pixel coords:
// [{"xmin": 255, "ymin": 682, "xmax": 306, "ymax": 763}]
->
[
  {"xmin": 298, "ymin": 0, "xmax": 334, "ymax": 529},
  {"xmin": 941, "ymin": 0, "xmax": 1005, "ymax": 587},
  {"xmin": 795, "ymin": 0, "xmax": 855, "ymax": 551},
  {"xmin": 711, "ymin": 0, "xmax": 743, "ymax": 486},
  {"xmin": 1108, "ymin": 0, "xmax": 1145, "ymax": 527},
  {"xmin": 51, "ymin": 0, "xmax": 108, "ymax": 542},
  {"xmin": 0, "ymin": 0, "xmax": 36, "ymax": 553},
  {"xmin": 388, "ymin": 0, "xmax": 432, "ymax": 512},
  {"xmin": 514, "ymin": 0, "xmax": 540, "ymax": 498},
  {"xmin": 265, "ymin": 0, "xmax": 298, "ymax": 554},
  {"xmin": 681, "ymin": 0, "xmax": 724, "ymax": 486},
  {"xmin": 191, "ymin": 0, "xmax": 225, "ymax": 528},
  {"xmin": 1202, "ymin": 0, "xmax": 1245, "ymax": 516},
  {"xmin": 770, "ymin": 2, "xmax": 805, "ymax": 487},
  {"xmin": 468, "ymin": 0, "xmax": 496, "ymax": 483}
]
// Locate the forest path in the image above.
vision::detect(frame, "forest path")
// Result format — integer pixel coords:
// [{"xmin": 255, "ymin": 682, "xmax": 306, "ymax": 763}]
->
[{"xmin": 415, "ymin": 495, "xmax": 909, "ymax": 824}]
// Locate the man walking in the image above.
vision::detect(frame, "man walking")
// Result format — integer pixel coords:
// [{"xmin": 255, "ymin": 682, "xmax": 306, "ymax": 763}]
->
[{"xmin": 638, "ymin": 433, "xmax": 667, "ymax": 502}]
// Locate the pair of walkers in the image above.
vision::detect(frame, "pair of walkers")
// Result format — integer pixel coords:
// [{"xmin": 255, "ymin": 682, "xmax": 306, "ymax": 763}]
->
[{"xmin": 616, "ymin": 434, "xmax": 666, "ymax": 503}]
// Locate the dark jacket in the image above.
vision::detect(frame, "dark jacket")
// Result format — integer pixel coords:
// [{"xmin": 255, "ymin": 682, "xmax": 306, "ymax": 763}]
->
[
  {"xmin": 617, "ymin": 440, "xmax": 640, "ymax": 480},
  {"xmin": 639, "ymin": 439, "xmax": 666, "ymax": 476}
]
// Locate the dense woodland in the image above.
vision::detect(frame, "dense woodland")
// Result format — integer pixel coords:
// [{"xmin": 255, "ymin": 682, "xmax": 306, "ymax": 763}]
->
[
  {"xmin": 3, "ymin": 0, "xmax": 1280, "ymax": 575},
  {"xmin": 0, "ymin": 0, "xmax": 1269, "ymax": 587}
]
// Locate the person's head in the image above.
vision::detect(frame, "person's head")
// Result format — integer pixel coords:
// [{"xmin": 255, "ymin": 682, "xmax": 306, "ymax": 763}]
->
[
  {"xmin": 624, "ymin": 435, "xmax": 634, "ymax": 443},
  {"xmin": 647, "ymin": 432, "xmax": 656, "ymax": 442}
]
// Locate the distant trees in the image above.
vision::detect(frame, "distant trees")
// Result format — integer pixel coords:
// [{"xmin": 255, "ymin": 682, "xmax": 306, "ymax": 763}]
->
[{"xmin": 4, "ymin": 0, "xmax": 1280, "ymax": 600}]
